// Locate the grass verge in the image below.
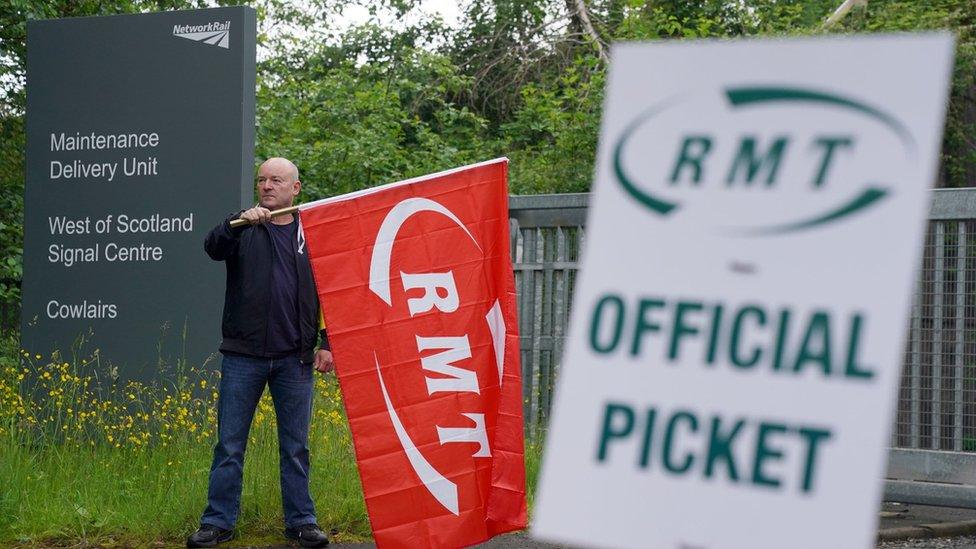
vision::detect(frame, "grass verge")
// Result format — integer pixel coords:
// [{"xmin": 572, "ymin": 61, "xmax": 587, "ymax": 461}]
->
[{"xmin": 0, "ymin": 334, "xmax": 543, "ymax": 546}]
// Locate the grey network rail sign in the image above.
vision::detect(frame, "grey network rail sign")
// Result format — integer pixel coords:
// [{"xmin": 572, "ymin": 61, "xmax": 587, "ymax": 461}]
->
[{"xmin": 21, "ymin": 7, "xmax": 256, "ymax": 380}]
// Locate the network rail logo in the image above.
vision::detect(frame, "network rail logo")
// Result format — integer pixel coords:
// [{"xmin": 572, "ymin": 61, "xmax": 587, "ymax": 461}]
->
[{"xmin": 172, "ymin": 21, "xmax": 231, "ymax": 49}]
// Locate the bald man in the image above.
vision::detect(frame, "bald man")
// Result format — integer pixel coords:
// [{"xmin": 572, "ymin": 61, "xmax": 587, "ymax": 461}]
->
[{"xmin": 190, "ymin": 158, "xmax": 331, "ymax": 548}]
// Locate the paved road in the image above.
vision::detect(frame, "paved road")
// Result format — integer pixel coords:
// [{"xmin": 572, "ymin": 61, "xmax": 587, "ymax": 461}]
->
[
  {"xmin": 879, "ymin": 537, "xmax": 976, "ymax": 549},
  {"xmin": 245, "ymin": 531, "xmax": 549, "ymax": 548},
  {"xmin": 245, "ymin": 533, "xmax": 976, "ymax": 549},
  {"xmin": 250, "ymin": 531, "xmax": 976, "ymax": 549},
  {"xmin": 234, "ymin": 503, "xmax": 976, "ymax": 548}
]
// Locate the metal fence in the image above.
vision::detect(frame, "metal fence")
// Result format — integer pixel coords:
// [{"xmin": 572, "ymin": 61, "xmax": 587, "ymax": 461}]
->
[
  {"xmin": 510, "ymin": 189, "xmax": 976, "ymax": 508},
  {"xmin": 887, "ymin": 189, "xmax": 976, "ymax": 507},
  {"xmin": 896, "ymin": 193, "xmax": 976, "ymax": 452},
  {"xmin": 509, "ymin": 194, "xmax": 587, "ymax": 439}
]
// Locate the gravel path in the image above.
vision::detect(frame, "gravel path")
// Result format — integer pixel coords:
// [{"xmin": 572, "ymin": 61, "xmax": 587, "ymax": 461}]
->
[{"xmin": 878, "ymin": 536, "xmax": 976, "ymax": 548}]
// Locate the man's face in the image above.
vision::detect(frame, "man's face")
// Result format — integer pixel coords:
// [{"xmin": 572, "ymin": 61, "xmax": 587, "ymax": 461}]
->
[{"xmin": 256, "ymin": 159, "xmax": 300, "ymax": 210}]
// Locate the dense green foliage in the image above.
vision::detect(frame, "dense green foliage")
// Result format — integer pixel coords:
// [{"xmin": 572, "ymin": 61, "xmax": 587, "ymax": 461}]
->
[{"xmin": 0, "ymin": 0, "xmax": 974, "ymax": 304}]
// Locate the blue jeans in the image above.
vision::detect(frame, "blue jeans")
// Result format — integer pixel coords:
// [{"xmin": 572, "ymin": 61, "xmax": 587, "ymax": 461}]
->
[{"xmin": 200, "ymin": 353, "xmax": 317, "ymax": 530}]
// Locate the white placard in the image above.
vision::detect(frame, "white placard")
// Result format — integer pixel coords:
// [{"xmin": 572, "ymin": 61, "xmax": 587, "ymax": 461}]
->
[{"xmin": 533, "ymin": 34, "xmax": 954, "ymax": 549}]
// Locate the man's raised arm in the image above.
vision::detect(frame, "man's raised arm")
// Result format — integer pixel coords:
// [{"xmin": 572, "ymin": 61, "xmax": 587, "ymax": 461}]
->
[{"xmin": 203, "ymin": 211, "xmax": 246, "ymax": 261}]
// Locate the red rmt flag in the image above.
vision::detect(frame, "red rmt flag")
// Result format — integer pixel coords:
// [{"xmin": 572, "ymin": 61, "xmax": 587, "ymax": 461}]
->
[{"xmin": 299, "ymin": 158, "xmax": 527, "ymax": 548}]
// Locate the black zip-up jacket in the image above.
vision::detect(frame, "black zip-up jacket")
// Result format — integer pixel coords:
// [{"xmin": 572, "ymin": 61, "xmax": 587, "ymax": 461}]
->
[{"xmin": 204, "ymin": 211, "xmax": 329, "ymax": 363}]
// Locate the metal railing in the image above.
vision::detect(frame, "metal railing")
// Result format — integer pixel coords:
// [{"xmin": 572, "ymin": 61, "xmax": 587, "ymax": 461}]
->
[
  {"xmin": 509, "ymin": 189, "xmax": 976, "ymax": 508},
  {"xmin": 887, "ymin": 189, "xmax": 976, "ymax": 507},
  {"xmin": 894, "ymin": 191, "xmax": 976, "ymax": 452},
  {"xmin": 509, "ymin": 194, "xmax": 587, "ymax": 439}
]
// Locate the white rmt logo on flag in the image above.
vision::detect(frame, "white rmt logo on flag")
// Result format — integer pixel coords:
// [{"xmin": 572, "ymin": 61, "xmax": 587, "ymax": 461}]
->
[{"xmin": 172, "ymin": 21, "xmax": 230, "ymax": 49}]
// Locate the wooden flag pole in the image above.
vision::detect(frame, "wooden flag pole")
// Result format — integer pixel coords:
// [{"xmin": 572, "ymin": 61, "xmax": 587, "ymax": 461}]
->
[{"xmin": 229, "ymin": 205, "xmax": 300, "ymax": 229}]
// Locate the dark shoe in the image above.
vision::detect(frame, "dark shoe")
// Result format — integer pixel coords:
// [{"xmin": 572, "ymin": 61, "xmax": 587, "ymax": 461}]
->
[
  {"xmin": 186, "ymin": 524, "xmax": 233, "ymax": 548},
  {"xmin": 284, "ymin": 523, "xmax": 330, "ymax": 547}
]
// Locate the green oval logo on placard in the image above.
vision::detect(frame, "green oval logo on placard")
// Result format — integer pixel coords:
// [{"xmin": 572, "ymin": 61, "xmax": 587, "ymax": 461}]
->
[{"xmin": 612, "ymin": 86, "xmax": 915, "ymax": 236}]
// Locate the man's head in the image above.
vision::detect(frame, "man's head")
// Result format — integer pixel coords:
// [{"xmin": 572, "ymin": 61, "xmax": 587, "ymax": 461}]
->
[{"xmin": 256, "ymin": 157, "xmax": 301, "ymax": 210}]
